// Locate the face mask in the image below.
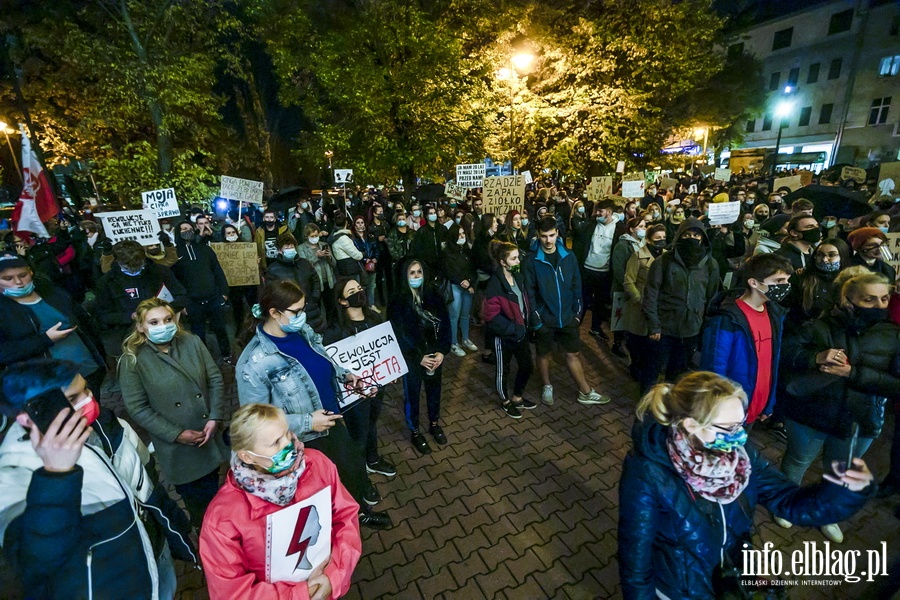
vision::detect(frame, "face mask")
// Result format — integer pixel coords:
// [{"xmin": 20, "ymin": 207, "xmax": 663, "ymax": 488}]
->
[
  {"xmin": 346, "ymin": 289, "xmax": 367, "ymax": 308},
  {"xmin": 597, "ymin": 215, "xmax": 608, "ymax": 224},
  {"xmin": 180, "ymin": 231, "xmax": 194, "ymax": 242},
  {"xmin": 824, "ymin": 220, "xmax": 836, "ymax": 229},
  {"xmin": 521, "ymin": 218, "xmax": 529, "ymax": 227},
  {"xmin": 120, "ymin": 265, "xmax": 144, "ymax": 277},
  {"xmin": 3, "ymin": 282, "xmax": 35, "ymax": 297},
  {"xmin": 147, "ymin": 322, "xmax": 177, "ymax": 344},
  {"xmin": 301, "ymin": 202, "xmax": 309, "ymax": 210},
  {"xmin": 279, "ymin": 310, "xmax": 307, "ymax": 333},
  {"xmin": 635, "ymin": 229, "xmax": 646, "ymax": 239},
  {"xmin": 264, "ymin": 220, "xmax": 276, "ymax": 229},
  {"xmin": 72, "ymin": 393, "xmax": 100, "ymax": 426},
  {"xmin": 577, "ymin": 206, "xmax": 585, "ymax": 214},
  {"xmin": 755, "ymin": 214, "xmax": 769, "ymax": 223},
  {"xmin": 743, "ymin": 220, "xmax": 755, "ymax": 229},
  {"xmin": 653, "ymin": 239, "xmax": 667, "ymax": 249},
  {"xmin": 412, "ymin": 210, "xmax": 421, "ymax": 217},
  {"xmin": 226, "ymin": 234, "xmax": 239, "ymax": 242},
  {"xmin": 817, "ymin": 260, "xmax": 841, "ymax": 272},
  {"xmin": 648, "ymin": 190, "xmax": 657, "ymax": 197},
  {"xmin": 852, "ymin": 305, "xmax": 888, "ymax": 327},
  {"xmin": 799, "ymin": 229, "xmax": 822, "ymax": 244},
  {"xmin": 282, "ymin": 248, "xmax": 297, "ymax": 260},
  {"xmin": 456, "ymin": 237, "xmax": 466, "ymax": 246},
  {"xmin": 454, "ymin": 217, "xmax": 462, "ymax": 225},
  {"xmin": 397, "ymin": 220, "xmax": 407, "ymax": 228},
  {"xmin": 246, "ymin": 443, "xmax": 298, "ymax": 474},
  {"xmin": 162, "ymin": 224, "xmax": 173, "ymax": 232},
  {"xmin": 761, "ymin": 282, "xmax": 791, "ymax": 303},
  {"xmin": 308, "ymin": 236, "xmax": 320, "ymax": 245},
  {"xmin": 427, "ymin": 214, "xmax": 438, "ymax": 222},
  {"xmin": 408, "ymin": 276, "xmax": 424, "ymax": 289},
  {"xmin": 507, "ymin": 264, "xmax": 521, "ymax": 274},
  {"xmin": 702, "ymin": 427, "xmax": 748, "ymax": 453},
  {"xmin": 189, "ymin": 214, "xmax": 199, "ymax": 223},
  {"xmin": 672, "ymin": 214, "xmax": 685, "ymax": 223},
  {"xmin": 617, "ymin": 213, "xmax": 626, "ymax": 222},
  {"xmin": 878, "ymin": 226, "xmax": 890, "ymax": 234}
]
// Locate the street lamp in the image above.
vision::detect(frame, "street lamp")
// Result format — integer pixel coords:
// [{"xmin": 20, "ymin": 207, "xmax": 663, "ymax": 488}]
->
[
  {"xmin": 693, "ymin": 126, "xmax": 709, "ymax": 161},
  {"xmin": 770, "ymin": 100, "xmax": 794, "ymax": 178},
  {"xmin": 0, "ymin": 121, "xmax": 22, "ymax": 184},
  {"xmin": 504, "ymin": 51, "xmax": 534, "ymax": 175}
]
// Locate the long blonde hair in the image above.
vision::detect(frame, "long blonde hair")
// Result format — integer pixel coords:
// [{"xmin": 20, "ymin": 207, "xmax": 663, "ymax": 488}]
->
[
  {"xmin": 230, "ymin": 403, "xmax": 287, "ymax": 452},
  {"xmin": 120, "ymin": 298, "xmax": 182, "ymax": 366},
  {"xmin": 636, "ymin": 371, "xmax": 747, "ymax": 428}
]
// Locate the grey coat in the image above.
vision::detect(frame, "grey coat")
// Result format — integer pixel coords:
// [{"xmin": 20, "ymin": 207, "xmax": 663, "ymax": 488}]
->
[{"xmin": 118, "ymin": 332, "xmax": 228, "ymax": 485}]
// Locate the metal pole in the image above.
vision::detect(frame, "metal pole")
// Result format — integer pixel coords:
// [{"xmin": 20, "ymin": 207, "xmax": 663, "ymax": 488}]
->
[
  {"xmin": 770, "ymin": 119, "xmax": 784, "ymax": 179},
  {"xmin": 510, "ymin": 58, "xmax": 516, "ymax": 175},
  {"xmin": 4, "ymin": 130, "xmax": 22, "ymax": 183}
]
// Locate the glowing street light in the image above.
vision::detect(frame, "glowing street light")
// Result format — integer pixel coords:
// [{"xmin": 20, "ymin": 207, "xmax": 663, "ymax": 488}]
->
[
  {"xmin": 511, "ymin": 52, "xmax": 534, "ymax": 72},
  {"xmin": 771, "ymin": 99, "xmax": 795, "ymax": 177},
  {"xmin": 502, "ymin": 50, "xmax": 535, "ymax": 174},
  {"xmin": 775, "ymin": 100, "xmax": 794, "ymax": 118},
  {"xmin": 0, "ymin": 120, "xmax": 22, "ymax": 183}
]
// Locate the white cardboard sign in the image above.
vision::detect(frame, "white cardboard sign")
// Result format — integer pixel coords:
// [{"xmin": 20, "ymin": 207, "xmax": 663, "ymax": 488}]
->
[
  {"xmin": 141, "ymin": 188, "xmax": 180, "ymax": 219},
  {"xmin": 220, "ymin": 175, "xmax": 264, "ymax": 204},
  {"xmin": 621, "ymin": 180, "xmax": 645, "ymax": 198},
  {"xmin": 714, "ymin": 168, "xmax": 732, "ymax": 182},
  {"xmin": 444, "ymin": 181, "xmax": 467, "ymax": 201},
  {"xmin": 708, "ymin": 201, "xmax": 741, "ymax": 226},
  {"xmin": 265, "ymin": 487, "xmax": 332, "ymax": 583},
  {"xmin": 97, "ymin": 210, "xmax": 161, "ymax": 246},
  {"xmin": 456, "ymin": 163, "xmax": 486, "ymax": 189},
  {"xmin": 334, "ymin": 169, "xmax": 354, "ymax": 184},
  {"xmin": 324, "ymin": 321, "xmax": 409, "ymax": 408},
  {"xmin": 522, "ymin": 170, "xmax": 533, "ymax": 185}
]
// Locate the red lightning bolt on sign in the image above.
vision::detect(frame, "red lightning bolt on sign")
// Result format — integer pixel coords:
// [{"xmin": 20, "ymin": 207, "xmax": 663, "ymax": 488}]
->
[{"xmin": 287, "ymin": 505, "xmax": 314, "ymax": 572}]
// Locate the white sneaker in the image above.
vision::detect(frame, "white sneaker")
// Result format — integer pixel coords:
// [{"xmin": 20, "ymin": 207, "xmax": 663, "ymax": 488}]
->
[
  {"xmin": 774, "ymin": 517, "xmax": 793, "ymax": 529},
  {"xmin": 462, "ymin": 339, "xmax": 478, "ymax": 352},
  {"xmin": 821, "ymin": 524, "xmax": 843, "ymax": 544},
  {"xmin": 577, "ymin": 389, "xmax": 611, "ymax": 405},
  {"xmin": 542, "ymin": 385, "xmax": 554, "ymax": 405},
  {"xmin": 450, "ymin": 344, "xmax": 466, "ymax": 357},
  {"xmin": 369, "ymin": 305, "xmax": 381, "ymax": 314}
]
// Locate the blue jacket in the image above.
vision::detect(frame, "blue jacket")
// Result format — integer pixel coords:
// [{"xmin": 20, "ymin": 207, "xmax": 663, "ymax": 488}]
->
[
  {"xmin": 618, "ymin": 418, "xmax": 871, "ymax": 600},
  {"xmin": 524, "ymin": 239, "xmax": 582, "ymax": 329},
  {"xmin": 700, "ymin": 290, "xmax": 786, "ymax": 420}
]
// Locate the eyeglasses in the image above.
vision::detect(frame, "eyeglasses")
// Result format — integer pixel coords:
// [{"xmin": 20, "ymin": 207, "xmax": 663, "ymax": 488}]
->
[
  {"xmin": 281, "ymin": 307, "xmax": 306, "ymax": 316},
  {"xmin": 710, "ymin": 422, "xmax": 745, "ymax": 435},
  {"xmin": 861, "ymin": 244, "xmax": 884, "ymax": 252}
]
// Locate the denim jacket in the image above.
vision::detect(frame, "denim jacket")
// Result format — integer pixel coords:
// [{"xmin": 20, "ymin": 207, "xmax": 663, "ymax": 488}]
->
[{"xmin": 236, "ymin": 324, "xmax": 350, "ymax": 442}]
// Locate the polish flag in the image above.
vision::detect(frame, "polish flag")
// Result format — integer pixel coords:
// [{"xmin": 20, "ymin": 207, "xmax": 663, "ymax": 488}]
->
[{"xmin": 12, "ymin": 126, "xmax": 57, "ymax": 238}]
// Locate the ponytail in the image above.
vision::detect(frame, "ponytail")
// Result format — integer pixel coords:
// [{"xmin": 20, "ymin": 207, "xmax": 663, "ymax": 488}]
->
[
  {"xmin": 635, "ymin": 383, "xmax": 673, "ymax": 425},
  {"xmin": 635, "ymin": 372, "xmax": 747, "ymax": 427},
  {"xmin": 489, "ymin": 240, "xmax": 518, "ymax": 267}
]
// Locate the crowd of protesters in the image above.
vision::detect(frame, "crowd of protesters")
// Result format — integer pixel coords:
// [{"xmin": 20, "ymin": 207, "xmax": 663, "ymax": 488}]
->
[{"xmin": 0, "ymin": 161, "xmax": 898, "ymax": 598}]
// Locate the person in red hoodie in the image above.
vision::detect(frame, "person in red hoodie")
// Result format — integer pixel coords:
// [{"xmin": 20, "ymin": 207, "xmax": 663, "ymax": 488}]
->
[{"xmin": 200, "ymin": 403, "xmax": 361, "ymax": 600}]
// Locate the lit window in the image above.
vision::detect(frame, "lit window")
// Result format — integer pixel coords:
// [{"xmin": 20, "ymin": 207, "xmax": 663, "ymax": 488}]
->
[{"xmin": 879, "ymin": 56, "xmax": 900, "ymax": 77}]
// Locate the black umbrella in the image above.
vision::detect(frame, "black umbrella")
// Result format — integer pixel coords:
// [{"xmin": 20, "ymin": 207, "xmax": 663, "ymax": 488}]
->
[
  {"xmin": 266, "ymin": 186, "xmax": 310, "ymax": 215},
  {"xmin": 411, "ymin": 183, "xmax": 445, "ymax": 203},
  {"xmin": 782, "ymin": 185, "xmax": 871, "ymax": 220}
]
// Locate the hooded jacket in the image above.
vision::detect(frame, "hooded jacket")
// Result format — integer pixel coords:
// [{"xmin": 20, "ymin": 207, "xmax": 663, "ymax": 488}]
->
[
  {"xmin": 265, "ymin": 255, "xmax": 325, "ymax": 333},
  {"xmin": 524, "ymin": 238, "xmax": 583, "ymax": 330},
  {"xmin": 642, "ymin": 218, "xmax": 719, "ymax": 338},
  {"xmin": 94, "ymin": 262, "xmax": 189, "ymax": 327},
  {"xmin": 172, "ymin": 240, "xmax": 229, "ymax": 301},
  {"xmin": 328, "ymin": 229, "xmax": 363, "ymax": 276},
  {"xmin": 700, "ymin": 290, "xmax": 786, "ymax": 421},
  {"xmin": 618, "ymin": 418, "xmax": 871, "ymax": 600}
]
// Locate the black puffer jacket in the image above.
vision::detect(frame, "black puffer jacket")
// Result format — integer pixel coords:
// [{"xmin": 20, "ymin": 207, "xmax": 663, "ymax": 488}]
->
[
  {"xmin": 780, "ymin": 307, "xmax": 900, "ymax": 439},
  {"xmin": 265, "ymin": 256, "xmax": 324, "ymax": 332},
  {"xmin": 618, "ymin": 418, "xmax": 871, "ymax": 600},
  {"xmin": 94, "ymin": 262, "xmax": 189, "ymax": 327}
]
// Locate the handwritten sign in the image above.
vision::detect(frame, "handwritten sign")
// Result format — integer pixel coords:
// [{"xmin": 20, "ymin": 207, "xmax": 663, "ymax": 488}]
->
[
  {"xmin": 621, "ymin": 180, "xmax": 645, "ymax": 198},
  {"xmin": 616, "ymin": 161, "xmax": 625, "ymax": 174},
  {"xmin": 456, "ymin": 163, "xmax": 486, "ymax": 189},
  {"xmin": 522, "ymin": 170, "xmax": 533, "ymax": 185},
  {"xmin": 482, "ymin": 175, "xmax": 526, "ymax": 215},
  {"xmin": 141, "ymin": 188, "xmax": 179, "ymax": 219},
  {"xmin": 773, "ymin": 175, "xmax": 803, "ymax": 192},
  {"xmin": 210, "ymin": 242, "xmax": 260, "ymax": 287},
  {"xmin": 885, "ymin": 233, "xmax": 900, "ymax": 277},
  {"xmin": 708, "ymin": 201, "xmax": 741, "ymax": 226},
  {"xmin": 444, "ymin": 181, "xmax": 466, "ymax": 202},
  {"xmin": 798, "ymin": 169, "xmax": 814, "ymax": 187},
  {"xmin": 877, "ymin": 162, "xmax": 900, "ymax": 197},
  {"xmin": 660, "ymin": 177, "xmax": 678, "ymax": 191},
  {"xmin": 840, "ymin": 166, "xmax": 866, "ymax": 184},
  {"xmin": 588, "ymin": 176, "xmax": 613, "ymax": 202},
  {"xmin": 334, "ymin": 169, "xmax": 353, "ymax": 184},
  {"xmin": 266, "ymin": 487, "xmax": 331, "ymax": 583},
  {"xmin": 324, "ymin": 321, "xmax": 409, "ymax": 408},
  {"xmin": 220, "ymin": 175, "xmax": 264, "ymax": 204},
  {"xmin": 97, "ymin": 210, "xmax": 160, "ymax": 246},
  {"xmin": 714, "ymin": 168, "xmax": 732, "ymax": 182}
]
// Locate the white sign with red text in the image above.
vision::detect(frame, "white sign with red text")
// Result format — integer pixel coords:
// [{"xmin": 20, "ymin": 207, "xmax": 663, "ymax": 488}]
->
[{"xmin": 324, "ymin": 321, "xmax": 409, "ymax": 408}]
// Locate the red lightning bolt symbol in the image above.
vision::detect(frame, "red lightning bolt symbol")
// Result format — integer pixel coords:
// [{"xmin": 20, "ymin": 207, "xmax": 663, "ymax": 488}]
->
[{"xmin": 287, "ymin": 505, "xmax": 314, "ymax": 572}]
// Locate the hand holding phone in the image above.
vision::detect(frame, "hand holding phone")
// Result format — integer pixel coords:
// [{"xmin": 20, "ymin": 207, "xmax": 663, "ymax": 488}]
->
[{"xmin": 26, "ymin": 393, "xmax": 91, "ymax": 473}]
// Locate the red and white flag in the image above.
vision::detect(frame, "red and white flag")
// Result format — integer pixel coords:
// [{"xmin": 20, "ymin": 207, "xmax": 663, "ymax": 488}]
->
[{"xmin": 12, "ymin": 126, "xmax": 57, "ymax": 237}]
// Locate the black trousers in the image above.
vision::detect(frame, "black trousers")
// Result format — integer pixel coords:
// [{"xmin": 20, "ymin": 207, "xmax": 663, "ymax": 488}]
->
[
  {"xmin": 582, "ymin": 268, "xmax": 612, "ymax": 332},
  {"xmin": 173, "ymin": 468, "xmax": 221, "ymax": 530},
  {"xmin": 187, "ymin": 296, "xmax": 232, "ymax": 359},
  {"xmin": 305, "ymin": 422, "xmax": 368, "ymax": 508},
  {"xmin": 641, "ymin": 334, "xmax": 699, "ymax": 394},
  {"xmin": 228, "ymin": 285, "xmax": 259, "ymax": 329},
  {"xmin": 341, "ymin": 389, "xmax": 384, "ymax": 465},
  {"xmin": 885, "ymin": 403, "xmax": 900, "ymax": 485},
  {"xmin": 494, "ymin": 337, "xmax": 534, "ymax": 402}
]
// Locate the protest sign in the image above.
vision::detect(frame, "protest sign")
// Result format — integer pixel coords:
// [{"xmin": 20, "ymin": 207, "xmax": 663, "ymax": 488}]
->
[
  {"xmin": 141, "ymin": 188, "xmax": 179, "ymax": 219},
  {"xmin": 660, "ymin": 177, "xmax": 678, "ymax": 191},
  {"xmin": 587, "ymin": 176, "xmax": 613, "ymax": 202},
  {"xmin": 708, "ymin": 201, "xmax": 741, "ymax": 226},
  {"xmin": 621, "ymin": 180, "xmax": 645, "ymax": 199},
  {"xmin": 444, "ymin": 181, "xmax": 466, "ymax": 202},
  {"xmin": 644, "ymin": 171, "xmax": 657, "ymax": 187},
  {"xmin": 616, "ymin": 161, "xmax": 626, "ymax": 174},
  {"xmin": 324, "ymin": 321, "xmax": 409, "ymax": 408},
  {"xmin": 482, "ymin": 175, "xmax": 526, "ymax": 214},
  {"xmin": 456, "ymin": 163, "xmax": 486, "ymax": 189},
  {"xmin": 97, "ymin": 210, "xmax": 160, "ymax": 246},
  {"xmin": 885, "ymin": 234, "xmax": 900, "ymax": 277},
  {"xmin": 334, "ymin": 169, "xmax": 353, "ymax": 184},
  {"xmin": 220, "ymin": 176, "xmax": 264, "ymax": 204},
  {"xmin": 714, "ymin": 168, "xmax": 732, "ymax": 182},
  {"xmin": 699, "ymin": 165, "xmax": 716, "ymax": 176},
  {"xmin": 840, "ymin": 166, "xmax": 866, "ymax": 184},
  {"xmin": 266, "ymin": 487, "xmax": 331, "ymax": 583},
  {"xmin": 773, "ymin": 175, "xmax": 803, "ymax": 192},
  {"xmin": 877, "ymin": 162, "xmax": 900, "ymax": 197},
  {"xmin": 798, "ymin": 169, "xmax": 814, "ymax": 187},
  {"xmin": 610, "ymin": 292, "xmax": 626, "ymax": 332},
  {"xmin": 210, "ymin": 242, "xmax": 260, "ymax": 287},
  {"xmin": 522, "ymin": 170, "xmax": 533, "ymax": 185}
]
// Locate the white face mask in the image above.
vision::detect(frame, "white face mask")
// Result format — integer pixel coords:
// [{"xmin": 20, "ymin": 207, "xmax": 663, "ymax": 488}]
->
[
  {"xmin": 457, "ymin": 237, "xmax": 466, "ymax": 246},
  {"xmin": 225, "ymin": 234, "xmax": 239, "ymax": 242},
  {"xmin": 308, "ymin": 236, "xmax": 320, "ymax": 245}
]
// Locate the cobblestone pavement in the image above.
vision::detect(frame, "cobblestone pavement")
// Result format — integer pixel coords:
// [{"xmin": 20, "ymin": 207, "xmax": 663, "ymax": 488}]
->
[{"xmin": 2, "ymin": 320, "xmax": 898, "ymax": 600}]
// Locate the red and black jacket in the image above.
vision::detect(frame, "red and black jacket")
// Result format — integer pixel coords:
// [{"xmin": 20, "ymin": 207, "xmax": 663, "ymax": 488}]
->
[{"xmin": 482, "ymin": 269, "xmax": 531, "ymax": 343}]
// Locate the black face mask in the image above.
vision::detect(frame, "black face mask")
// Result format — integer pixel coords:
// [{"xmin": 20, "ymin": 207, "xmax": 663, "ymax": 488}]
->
[
  {"xmin": 799, "ymin": 228, "xmax": 822, "ymax": 244},
  {"xmin": 852, "ymin": 305, "xmax": 888, "ymax": 328},
  {"xmin": 648, "ymin": 243, "xmax": 665, "ymax": 258},
  {"xmin": 346, "ymin": 289, "xmax": 367, "ymax": 308},
  {"xmin": 180, "ymin": 230, "xmax": 194, "ymax": 242},
  {"xmin": 676, "ymin": 237, "xmax": 705, "ymax": 265}
]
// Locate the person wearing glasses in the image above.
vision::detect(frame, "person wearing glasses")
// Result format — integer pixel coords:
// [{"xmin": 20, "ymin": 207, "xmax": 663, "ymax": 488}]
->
[
  {"xmin": 618, "ymin": 371, "xmax": 874, "ymax": 600},
  {"xmin": 847, "ymin": 227, "xmax": 896, "ymax": 282},
  {"xmin": 236, "ymin": 279, "xmax": 391, "ymax": 530}
]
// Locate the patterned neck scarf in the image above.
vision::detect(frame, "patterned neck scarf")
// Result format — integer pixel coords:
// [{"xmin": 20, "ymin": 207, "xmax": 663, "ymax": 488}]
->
[
  {"xmin": 230, "ymin": 452, "xmax": 305, "ymax": 507},
  {"xmin": 666, "ymin": 425, "xmax": 751, "ymax": 504}
]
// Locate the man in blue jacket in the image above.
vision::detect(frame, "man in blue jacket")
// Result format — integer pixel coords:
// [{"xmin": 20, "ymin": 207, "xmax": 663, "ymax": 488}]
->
[{"xmin": 524, "ymin": 217, "xmax": 609, "ymax": 407}]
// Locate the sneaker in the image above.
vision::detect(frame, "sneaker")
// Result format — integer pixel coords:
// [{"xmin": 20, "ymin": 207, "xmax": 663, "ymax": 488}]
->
[
  {"xmin": 429, "ymin": 423, "xmax": 447, "ymax": 445},
  {"xmin": 369, "ymin": 305, "xmax": 381, "ymax": 314},
  {"xmin": 589, "ymin": 329, "xmax": 609, "ymax": 340},
  {"xmin": 502, "ymin": 401, "xmax": 522, "ymax": 419},
  {"xmin": 774, "ymin": 517, "xmax": 793, "ymax": 529},
  {"xmin": 481, "ymin": 353, "xmax": 496, "ymax": 365},
  {"xmin": 363, "ymin": 482, "xmax": 381, "ymax": 506},
  {"xmin": 411, "ymin": 431, "xmax": 432, "ymax": 455},
  {"xmin": 450, "ymin": 344, "xmax": 466, "ymax": 357},
  {"xmin": 462, "ymin": 339, "xmax": 478, "ymax": 352},
  {"xmin": 366, "ymin": 458, "xmax": 397, "ymax": 477},
  {"xmin": 821, "ymin": 523, "xmax": 843, "ymax": 544},
  {"xmin": 515, "ymin": 397, "xmax": 538, "ymax": 410},
  {"xmin": 577, "ymin": 389, "xmax": 611, "ymax": 405},
  {"xmin": 542, "ymin": 385, "xmax": 554, "ymax": 406},
  {"xmin": 359, "ymin": 510, "xmax": 392, "ymax": 530}
]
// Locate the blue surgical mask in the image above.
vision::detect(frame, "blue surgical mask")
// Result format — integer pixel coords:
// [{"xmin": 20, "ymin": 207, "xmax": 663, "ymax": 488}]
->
[
  {"xmin": 279, "ymin": 310, "xmax": 307, "ymax": 333},
  {"xmin": 246, "ymin": 442, "xmax": 298, "ymax": 474},
  {"xmin": 3, "ymin": 282, "xmax": 34, "ymax": 297},
  {"xmin": 408, "ymin": 276, "xmax": 424, "ymax": 289},
  {"xmin": 636, "ymin": 229, "xmax": 646, "ymax": 239},
  {"xmin": 703, "ymin": 427, "xmax": 748, "ymax": 453},
  {"xmin": 597, "ymin": 215, "xmax": 608, "ymax": 224},
  {"xmin": 823, "ymin": 220, "xmax": 836, "ymax": 229},
  {"xmin": 878, "ymin": 226, "xmax": 889, "ymax": 234},
  {"xmin": 577, "ymin": 206, "xmax": 585, "ymax": 214},
  {"xmin": 282, "ymin": 248, "xmax": 297, "ymax": 260},
  {"xmin": 397, "ymin": 220, "xmax": 407, "ymax": 228},
  {"xmin": 455, "ymin": 217, "xmax": 462, "ymax": 225},
  {"xmin": 427, "ymin": 214, "xmax": 437, "ymax": 222},
  {"xmin": 147, "ymin": 323, "xmax": 177, "ymax": 344},
  {"xmin": 120, "ymin": 264, "xmax": 144, "ymax": 276},
  {"xmin": 412, "ymin": 210, "xmax": 421, "ymax": 217},
  {"xmin": 616, "ymin": 213, "xmax": 625, "ymax": 222},
  {"xmin": 521, "ymin": 218, "xmax": 529, "ymax": 227}
]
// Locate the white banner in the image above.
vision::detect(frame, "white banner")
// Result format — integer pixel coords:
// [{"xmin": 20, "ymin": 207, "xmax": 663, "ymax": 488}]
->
[
  {"xmin": 220, "ymin": 175, "xmax": 264, "ymax": 204},
  {"xmin": 141, "ymin": 188, "xmax": 180, "ymax": 219},
  {"xmin": 455, "ymin": 163, "xmax": 486, "ymax": 189},
  {"xmin": 334, "ymin": 169, "xmax": 354, "ymax": 184},
  {"xmin": 97, "ymin": 210, "xmax": 161, "ymax": 246},
  {"xmin": 708, "ymin": 201, "xmax": 741, "ymax": 226},
  {"xmin": 522, "ymin": 170, "xmax": 533, "ymax": 185},
  {"xmin": 444, "ymin": 181, "xmax": 466, "ymax": 202},
  {"xmin": 265, "ymin": 487, "xmax": 331, "ymax": 583},
  {"xmin": 621, "ymin": 180, "xmax": 645, "ymax": 198},
  {"xmin": 482, "ymin": 175, "xmax": 526, "ymax": 215},
  {"xmin": 323, "ymin": 321, "xmax": 409, "ymax": 408}
]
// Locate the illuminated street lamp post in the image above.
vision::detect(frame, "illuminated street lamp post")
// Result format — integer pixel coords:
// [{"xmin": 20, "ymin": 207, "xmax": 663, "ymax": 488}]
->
[
  {"xmin": 499, "ymin": 52, "xmax": 534, "ymax": 175},
  {"xmin": 0, "ymin": 121, "xmax": 22, "ymax": 183},
  {"xmin": 770, "ymin": 99, "xmax": 794, "ymax": 179}
]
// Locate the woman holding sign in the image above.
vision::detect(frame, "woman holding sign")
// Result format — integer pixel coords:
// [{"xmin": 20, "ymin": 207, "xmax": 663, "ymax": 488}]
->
[{"xmin": 200, "ymin": 403, "xmax": 361, "ymax": 600}]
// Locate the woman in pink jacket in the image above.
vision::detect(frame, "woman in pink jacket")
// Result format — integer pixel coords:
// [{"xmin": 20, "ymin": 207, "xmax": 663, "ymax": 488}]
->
[{"xmin": 200, "ymin": 403, "xmax": 362, "ymax": 599}]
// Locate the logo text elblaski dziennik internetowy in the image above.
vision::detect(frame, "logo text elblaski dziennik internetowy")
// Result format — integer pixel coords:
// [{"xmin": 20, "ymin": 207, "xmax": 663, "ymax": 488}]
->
[{"xmin": 742, "ymin": 541, "xmax": 889, "ymax": 584}]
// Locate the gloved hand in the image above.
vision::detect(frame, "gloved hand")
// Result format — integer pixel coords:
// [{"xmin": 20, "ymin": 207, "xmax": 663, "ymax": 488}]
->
[
  {"xmin": 158, "ymin": 231, "xmax": 172, "ymax": 247},
  {"xmin": 96, "ymin": 238, "xmax": 113, "ymax": 256}
]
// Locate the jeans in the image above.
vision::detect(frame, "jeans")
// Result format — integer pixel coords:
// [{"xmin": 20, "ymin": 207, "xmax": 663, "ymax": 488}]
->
[
  {"xmin": 494, "ymin": 337, "xmax": 533, "ymax": 401},
  {"xmin": 157, "ymin": 541, "xmax": 177, "ymax": 600},
  {"xmin": 448, "ymin": 283, "xmax": 474, "ymax": 344},
  {"xmin": 361, "ymin": 269, "xmax": 377, "ymax": 307},
  {"xmin": 173, "ymin": 468, "xmax": 221, "ymax": 531},
  {"xmin": 187, "ymin": 296, "xmax": 232, "ymax": 359},
  {"xmin": 781, "ymin": 418, "xmax": 874, "ymax": 485},
  {"xmin": 342, "ymin": 388, "xmax": 384, "ymax": 464},
  {"xmin": 403, "ymin": 362, "xmax": 442, "ymax": 431}
]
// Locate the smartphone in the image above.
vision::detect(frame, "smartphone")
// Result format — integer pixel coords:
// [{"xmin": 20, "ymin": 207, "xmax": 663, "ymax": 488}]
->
[
  {"xmin": 24, "ymin": 388, "xmax": 74, "ymax": 435},
  {"xmin": 836, "ymin": 422, "xmax": 860, "ymax": 475}
]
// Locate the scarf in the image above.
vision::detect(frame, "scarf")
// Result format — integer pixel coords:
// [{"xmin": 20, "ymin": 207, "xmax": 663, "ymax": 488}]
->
[
  {"xmin": 230, "ymin": 452, "xmax": 304, "ymax": 507},
  {"xmin": 666, "ymin": 425, "xmax": 751, "ymax": 504}
]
